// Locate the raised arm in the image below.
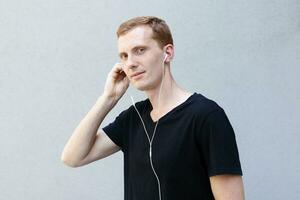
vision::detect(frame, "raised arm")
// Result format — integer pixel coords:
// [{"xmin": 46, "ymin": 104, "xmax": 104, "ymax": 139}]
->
[{"xmin": 60, "ymin": 63, "xmax": 129, "ymax": 167}]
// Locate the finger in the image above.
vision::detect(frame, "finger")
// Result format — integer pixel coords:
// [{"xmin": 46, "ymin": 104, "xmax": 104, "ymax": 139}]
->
[
  {"xmin": 110, "ymin": 63, "xmax": 124, "ymax": 79},
  {"xmin": 113, "ymin": 62, "xmax": 124, "ymax": 73},
  {"xmin": 123, "ymin": 76, "xmax": 130, "ymax": 85}
]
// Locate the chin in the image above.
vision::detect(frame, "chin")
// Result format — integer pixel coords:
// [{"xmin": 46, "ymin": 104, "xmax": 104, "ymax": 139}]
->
[
  {"xmin": 132, "ymin": 80, "xmax": 155, "ymax": 91},
  {"xmin": 133, "ymin": 84, "xmax": 150, "ymax": 91}
]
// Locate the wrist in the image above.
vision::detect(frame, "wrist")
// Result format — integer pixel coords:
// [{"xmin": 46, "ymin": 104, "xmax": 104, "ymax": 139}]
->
[{"xmin": 99, "ymin": 93, "xmax": 118, "ymax": 107}]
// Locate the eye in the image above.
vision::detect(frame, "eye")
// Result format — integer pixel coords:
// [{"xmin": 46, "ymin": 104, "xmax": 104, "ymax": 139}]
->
[
  {"xmin": 137, "ymin": 48, "xmax": 145, "ymax": 54},
  {"xmin": 120, "ymin": 54, "xmax": 128, "ymax": 60}
]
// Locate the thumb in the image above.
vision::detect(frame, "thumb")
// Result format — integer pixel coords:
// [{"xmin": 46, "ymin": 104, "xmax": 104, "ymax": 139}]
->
[{"xmin": 123, "ymin": 76, "xmax": 130, "ymax": 86}]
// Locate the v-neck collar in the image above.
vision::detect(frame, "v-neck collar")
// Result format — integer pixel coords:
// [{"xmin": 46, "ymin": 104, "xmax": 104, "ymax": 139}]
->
[{"xmin": 145, "ymin": 92, "xmax": 197, "ymax": 123}]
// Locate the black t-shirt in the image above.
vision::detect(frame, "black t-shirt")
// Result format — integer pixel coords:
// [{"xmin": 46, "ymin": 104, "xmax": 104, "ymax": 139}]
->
[{"xmin": 102, "ymin": 92, "xmax": 242, "ymax": 200}]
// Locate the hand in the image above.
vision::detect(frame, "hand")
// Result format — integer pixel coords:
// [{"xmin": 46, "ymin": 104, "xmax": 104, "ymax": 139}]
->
[{"xmin": 103, "ymin": 62, "xmax": 130, "ymax": 101}]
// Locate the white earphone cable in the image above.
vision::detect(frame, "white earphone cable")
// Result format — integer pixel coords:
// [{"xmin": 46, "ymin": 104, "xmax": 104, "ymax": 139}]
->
[{"xmin": 130, "ymin": 53, "xmax": 166, "ymax": 200}]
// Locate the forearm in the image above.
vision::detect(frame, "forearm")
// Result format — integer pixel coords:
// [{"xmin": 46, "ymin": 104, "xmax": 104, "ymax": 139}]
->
[{"xmin": 61, "ymin": 94, "xmax": 117, "ymax": 166}]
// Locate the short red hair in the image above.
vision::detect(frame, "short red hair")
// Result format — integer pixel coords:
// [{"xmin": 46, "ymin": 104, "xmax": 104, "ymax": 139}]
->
[{"xmin": 117, "ymin": 16, "xmax": 174, "ymax": 49}]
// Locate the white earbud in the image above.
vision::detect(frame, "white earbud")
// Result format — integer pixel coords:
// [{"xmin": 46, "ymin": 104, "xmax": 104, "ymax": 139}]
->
[{"xmin": 163, "ymin": 53, "xmax": 168, "ymax": 62}]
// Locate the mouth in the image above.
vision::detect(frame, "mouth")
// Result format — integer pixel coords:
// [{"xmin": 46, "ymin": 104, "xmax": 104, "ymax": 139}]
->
[{"xmin": 131, "ymin": 71, "xmax": 145, "ymax": 78}]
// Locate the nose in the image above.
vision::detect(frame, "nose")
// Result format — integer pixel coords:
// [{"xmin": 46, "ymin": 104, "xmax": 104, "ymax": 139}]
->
[{"xmin": 124, "ymin": 55, "xmax": 138, "ymax": 71}]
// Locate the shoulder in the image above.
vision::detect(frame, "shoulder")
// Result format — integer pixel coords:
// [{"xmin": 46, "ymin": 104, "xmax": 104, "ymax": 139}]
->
[
  {"xmin": 117, "ymin": 98, "xmax": 149, "ymax": 117},
  {"xmin": 189, "ymin": 92, "xmax": 224, "ymax": 118}
]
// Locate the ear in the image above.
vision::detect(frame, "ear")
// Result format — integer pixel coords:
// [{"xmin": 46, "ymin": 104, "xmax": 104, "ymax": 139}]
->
[{"xmin": 163, "ymin": 44, "xmax": 174, "ymax": 62}]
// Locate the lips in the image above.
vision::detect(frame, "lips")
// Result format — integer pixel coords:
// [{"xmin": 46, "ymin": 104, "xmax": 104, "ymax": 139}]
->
[{"xmin": 130, "ymin": 71, "xmax": 145, "ymax": 78}]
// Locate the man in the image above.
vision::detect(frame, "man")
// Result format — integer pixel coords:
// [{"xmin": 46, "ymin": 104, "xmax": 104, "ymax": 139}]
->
[{"xmin": 61, "ymin": 16, "xmax": 245, "ymax": 200}]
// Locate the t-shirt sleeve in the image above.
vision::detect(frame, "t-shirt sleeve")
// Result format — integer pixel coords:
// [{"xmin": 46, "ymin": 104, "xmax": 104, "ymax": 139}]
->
[
  {"xmin": 102, "ymin": 109, "xmax": 130, "ymax": 152},
  {"xmin": 196, "ymin": 108, "xmax": 243, "ymax": 177}
]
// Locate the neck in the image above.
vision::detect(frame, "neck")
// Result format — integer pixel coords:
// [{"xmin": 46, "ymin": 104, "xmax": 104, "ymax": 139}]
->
[{"xmin": 145, "ymin": 69, "xmax": 190, "ymax": 114}]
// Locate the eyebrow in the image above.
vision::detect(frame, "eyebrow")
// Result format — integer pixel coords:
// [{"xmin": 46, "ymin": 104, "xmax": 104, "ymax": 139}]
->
[{"xmin": 119, "ymin": 45, "xmax": 147, "ymax": 58}]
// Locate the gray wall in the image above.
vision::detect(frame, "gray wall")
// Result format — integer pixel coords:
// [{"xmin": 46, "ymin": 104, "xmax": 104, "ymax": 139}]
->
[{"xmin": 1, "ymin": 0, "xmax": 299, "ymax": 199}]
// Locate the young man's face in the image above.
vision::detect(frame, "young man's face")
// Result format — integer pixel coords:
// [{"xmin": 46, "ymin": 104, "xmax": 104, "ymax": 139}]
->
[{"xmin": 118, "ymin": 25, "xmax": 166, "ymax": 91}]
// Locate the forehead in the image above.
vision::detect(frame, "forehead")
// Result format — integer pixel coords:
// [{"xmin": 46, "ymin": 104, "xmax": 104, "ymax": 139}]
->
[{"xmin": 118, "ymin": 26, "xmax": 157, "ymax": 52}]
